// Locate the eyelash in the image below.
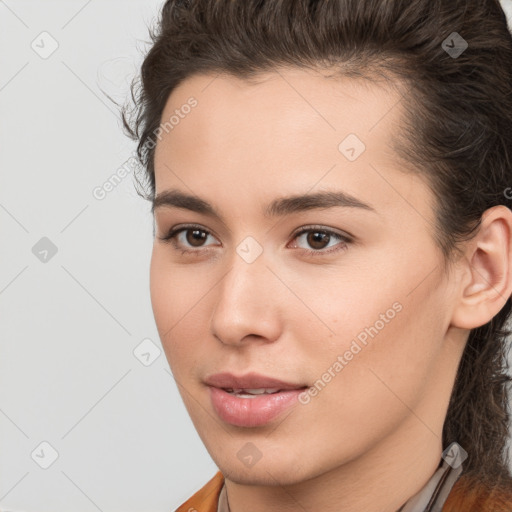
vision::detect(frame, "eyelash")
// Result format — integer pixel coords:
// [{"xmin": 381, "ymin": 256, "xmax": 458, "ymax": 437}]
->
[{"xmin": 158, "ymin": 224, "xmax": 352, "ymax": 257}]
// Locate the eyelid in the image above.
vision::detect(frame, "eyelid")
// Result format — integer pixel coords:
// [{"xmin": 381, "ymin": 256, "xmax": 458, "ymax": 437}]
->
[{"xmin": 288, "ymin": 224, "xmax": 354, "ymax": 243}]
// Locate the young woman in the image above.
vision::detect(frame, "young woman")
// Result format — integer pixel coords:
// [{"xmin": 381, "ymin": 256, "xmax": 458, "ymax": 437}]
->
[{"xmin": 121, "ymin": 0, "xmax": 512, "ymax": 510}]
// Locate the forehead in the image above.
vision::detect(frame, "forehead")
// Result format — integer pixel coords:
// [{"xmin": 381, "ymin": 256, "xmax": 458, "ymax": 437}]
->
[
  {"xmin": 154, "ymin": 67, "xmax": 409, "ymax": 179},
  {"xmin": 152, "ymin": 67, "xmax": 433, "ymax": 231},
  {"xmin": 156, "ymin": 66, "xmax": 404, "ymax": 156}
]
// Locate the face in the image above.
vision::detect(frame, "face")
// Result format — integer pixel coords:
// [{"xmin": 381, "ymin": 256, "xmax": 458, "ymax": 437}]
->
[{"xmin": 150, "ymin": 67, "xmax": 464, "ymax": 486}]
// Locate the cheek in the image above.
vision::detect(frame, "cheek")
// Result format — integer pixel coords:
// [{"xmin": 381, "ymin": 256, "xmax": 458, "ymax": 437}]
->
[
  {"xmin": 284, "ymin": 261, "xmax": 403, "ymax": 358},
  {"xmin": 149, "ymin": 248, "xmax": 198, "ymax": 330},
  {"xmin": 149, "ymin": 248, "xmax": 173, "ymax": 331},
  {"xmin": 149, "ymin": 248, "xmax": 214, "ymax": 371},
  {"xmin": 149, "ymin": 249, "xmax": 188, "ymax": 364},
  {"xmin": 295, "ymin": 247, "xmax": 446, "ymax": 404},
  {"xmin": 324, "ymin": 288, "xmax": 443, "ymax": 420}
]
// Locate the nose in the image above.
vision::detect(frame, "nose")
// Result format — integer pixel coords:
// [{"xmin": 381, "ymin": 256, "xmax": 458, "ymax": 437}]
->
[{"xmin": 210, "ymin": 247, "xmax": 283, "ymax": 347}]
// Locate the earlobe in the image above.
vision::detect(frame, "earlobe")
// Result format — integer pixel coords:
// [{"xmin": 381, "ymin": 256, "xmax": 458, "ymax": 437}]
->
[{"xmin": 450, "ymin": 205, "xmax": 512, "ymax": 331}]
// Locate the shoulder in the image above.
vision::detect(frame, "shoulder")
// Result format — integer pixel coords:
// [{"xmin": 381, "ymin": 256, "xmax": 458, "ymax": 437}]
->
[
  {"xmin": 174, "ymin": 471, "xmax": 225, "ymax": 512},
  {"xmin": 443, "ymin": 472, "xmax": 512, "ymax": 512}
]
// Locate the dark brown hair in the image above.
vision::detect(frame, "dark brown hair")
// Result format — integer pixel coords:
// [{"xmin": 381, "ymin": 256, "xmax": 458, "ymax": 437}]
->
[{"xmin": 121, "ymin": 0, "xmax": 512, "ymax": 491}]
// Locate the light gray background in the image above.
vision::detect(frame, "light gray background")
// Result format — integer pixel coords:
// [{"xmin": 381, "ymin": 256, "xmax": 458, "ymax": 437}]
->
[{"xmin": 1, "ymin": 1, "xmax": 512, "ymax": 511}]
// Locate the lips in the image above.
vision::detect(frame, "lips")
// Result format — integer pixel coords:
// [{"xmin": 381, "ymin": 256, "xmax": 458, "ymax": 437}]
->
[
  {"xmin": 208, "ymin": 386, "xmax": 308, "ymax": 427},
  {"xmin": 204, "ymin": 372, "xmax": 309, "ymax": 427},
  {"xmin": 203, "ymin": 371, "xmax": 307, "ymax": 391}
]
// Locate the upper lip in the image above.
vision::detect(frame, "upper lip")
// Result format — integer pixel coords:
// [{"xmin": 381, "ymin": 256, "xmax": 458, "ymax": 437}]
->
[{"xmin": 204, "ymin": 372, "xmax": 307, "ymax": 390}]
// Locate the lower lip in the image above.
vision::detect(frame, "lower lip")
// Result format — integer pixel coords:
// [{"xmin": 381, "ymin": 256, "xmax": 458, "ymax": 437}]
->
[{"xmin": 208, "ymin": 386, "xmax": 307, "ymax": 427}]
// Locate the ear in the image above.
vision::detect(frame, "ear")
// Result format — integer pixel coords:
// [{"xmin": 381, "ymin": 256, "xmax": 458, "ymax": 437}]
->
[{"xmin": 450, "ymin": 205, "xmax": 512, "ymax": 330}]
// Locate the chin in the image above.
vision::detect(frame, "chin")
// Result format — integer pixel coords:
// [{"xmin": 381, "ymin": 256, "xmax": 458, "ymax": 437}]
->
[{"xmin": 219, "ymin": 458, "xmax": 310, "ymax": 487}]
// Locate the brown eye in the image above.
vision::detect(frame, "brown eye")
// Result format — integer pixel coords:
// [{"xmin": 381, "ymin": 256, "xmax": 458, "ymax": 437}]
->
[
  {"xmin": 291, "ymin": 226, "xmax": 351, "ymax": 256},
  {"xmin": 305, "ymin": 231, "xmax": 331, "ymax": 250},
  {"xmin": 185, "ymin": 228, "xmax": 208, "ymax": 247},
  {"xmin": 158, "ymin": 224, "xmax": 219, "ymax": 254}
]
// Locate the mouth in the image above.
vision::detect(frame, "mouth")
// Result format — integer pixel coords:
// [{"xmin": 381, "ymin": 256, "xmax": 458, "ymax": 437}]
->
[
  {"xmin": 204, "ymin": 372, "xmax": 309, "ymax": 427},
  {"xmin": 203, "ymin": 371, "xmax": 307, "ymax": 391},
  {"xmin": 221, "ymin": 387, "xmax": 307, "ymax": 397},
  {"xmin": 208, "ymin": 386, "xmax": 309, "ymax": 427}
]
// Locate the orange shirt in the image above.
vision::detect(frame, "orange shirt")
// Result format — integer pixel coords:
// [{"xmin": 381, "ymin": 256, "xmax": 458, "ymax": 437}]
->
[
  {"xmin": 175, "ymin": 471, "xmax": 224, "ymax": 512},
  {"xmin": 174, "ymin": 465, "xmax": 512, "ymax": 511}
]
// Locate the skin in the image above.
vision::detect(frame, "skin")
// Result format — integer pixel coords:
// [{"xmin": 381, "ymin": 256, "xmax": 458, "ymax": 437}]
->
[{"xmin": 150, "ymin": 67, "xmax": 512, "ymax": 512}]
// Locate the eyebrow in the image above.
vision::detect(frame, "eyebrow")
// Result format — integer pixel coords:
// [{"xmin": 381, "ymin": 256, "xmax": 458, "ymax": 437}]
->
[{"xmin": 151, "ymin": 188, "xmax": 376, "ymax": 221}]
